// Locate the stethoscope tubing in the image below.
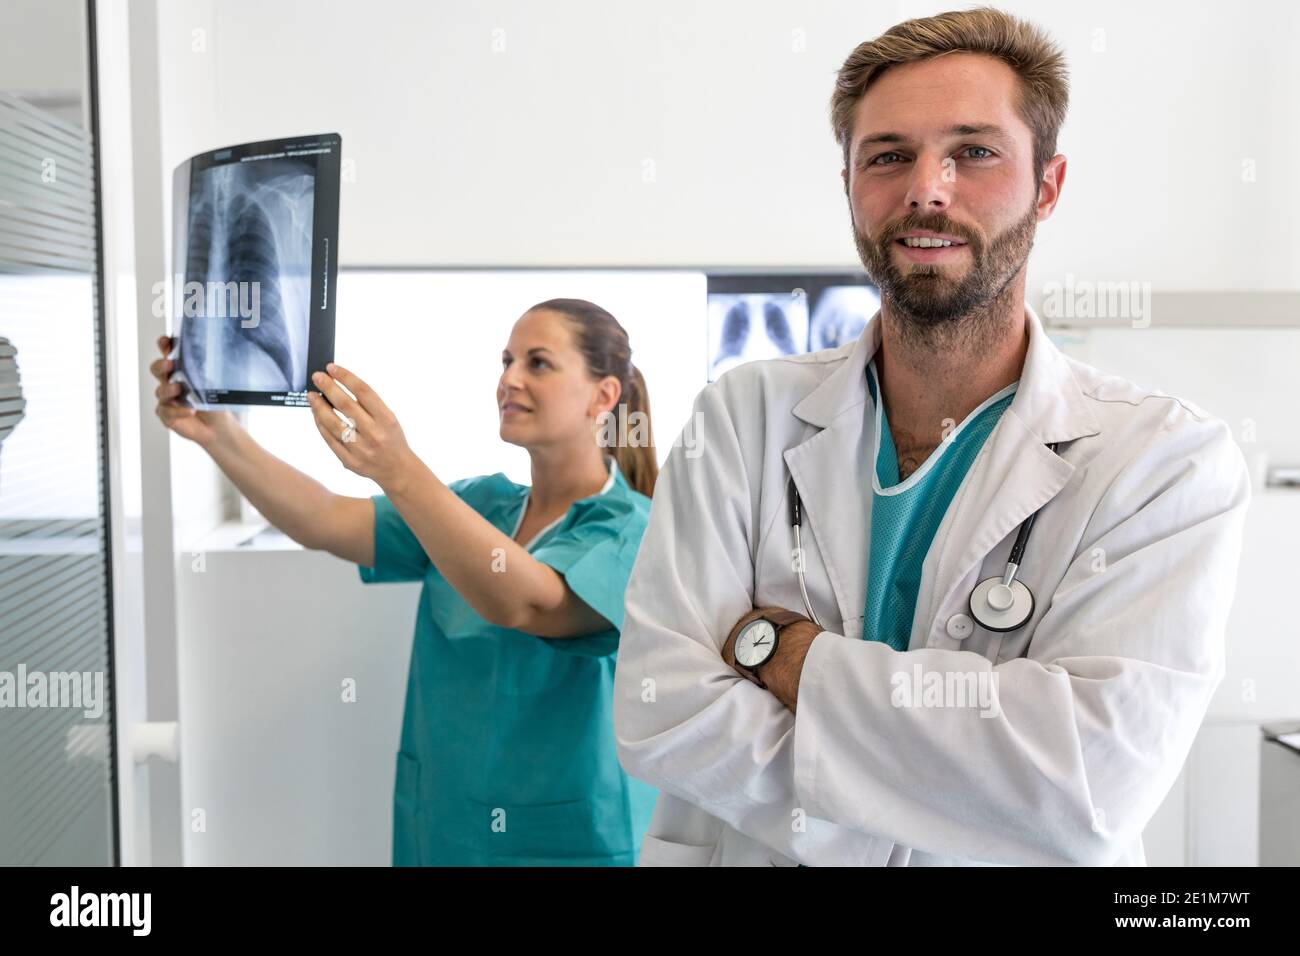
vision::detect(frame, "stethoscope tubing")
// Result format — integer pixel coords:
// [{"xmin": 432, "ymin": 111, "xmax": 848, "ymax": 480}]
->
[{"xmin": 787, "ymin": 441, "xmax": 1060, "ymax": 635}]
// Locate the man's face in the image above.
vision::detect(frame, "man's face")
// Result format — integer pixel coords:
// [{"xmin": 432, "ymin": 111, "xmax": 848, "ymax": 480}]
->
[{"xmin": 843, "ymin": 52, "xmax": 1059, "ymax": 325}]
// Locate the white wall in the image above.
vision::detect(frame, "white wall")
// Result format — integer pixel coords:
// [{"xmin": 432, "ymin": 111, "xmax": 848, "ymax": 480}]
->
[
  {"xmin": 148, "ymin": 0, "xmax": 1300, "ymax": 286},
  {"xmin": 128, "ymin": 0, "xmax": 1300, "ymax": 864}
]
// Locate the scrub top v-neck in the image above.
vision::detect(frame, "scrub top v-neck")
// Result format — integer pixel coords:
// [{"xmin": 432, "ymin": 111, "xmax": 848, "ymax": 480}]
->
[
  {"xmin": 358, "ymin": 456, "xmax": 657, "ymax": 866},
  {"xmin": 862, "ymin": 359, "xmax": 1018, "ymax": 651},
  {"xmin": 510, "ymin": 458, "xmax": 616, "ymax": 550}
]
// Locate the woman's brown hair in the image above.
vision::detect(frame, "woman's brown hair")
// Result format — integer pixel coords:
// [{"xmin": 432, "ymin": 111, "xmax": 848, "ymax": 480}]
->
[{"xmin": 530, "ymin": 298, "xmax": 657, "ymax": 498}]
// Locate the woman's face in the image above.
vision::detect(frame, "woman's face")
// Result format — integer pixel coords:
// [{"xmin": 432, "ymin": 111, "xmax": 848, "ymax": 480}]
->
[{"xmin": 497, "ymin": 308, "xmax": 621, "ymax": 451}]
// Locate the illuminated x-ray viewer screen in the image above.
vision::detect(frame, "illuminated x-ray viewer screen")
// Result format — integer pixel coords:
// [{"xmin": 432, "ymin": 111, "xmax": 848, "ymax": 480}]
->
[
  {"xmin": 168, "ymin": 133, "xmax": 342, "ymax": 408},
  {"xmin": 706, "ymin": 274, "xmax": 879, "ymax": 382}
]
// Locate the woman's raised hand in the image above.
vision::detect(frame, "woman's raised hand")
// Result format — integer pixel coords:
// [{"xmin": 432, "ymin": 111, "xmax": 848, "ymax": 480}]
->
[
  {"xmin": 149, "ymin": 334, "xmax": 239, "ymax": 449},
  {"xmin": 308, "ymin": 363, "xmax": 417, "ymax": 490}
]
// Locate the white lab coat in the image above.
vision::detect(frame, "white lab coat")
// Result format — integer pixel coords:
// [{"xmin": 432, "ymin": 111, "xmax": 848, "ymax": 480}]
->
[{"xmin": 614, "ymin": 302, "xmax": 1251, "ymax": 866}]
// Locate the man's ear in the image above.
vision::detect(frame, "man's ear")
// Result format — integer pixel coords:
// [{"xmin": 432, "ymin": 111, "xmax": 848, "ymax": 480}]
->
[
  {"xmin": 841, "ymin": 166, "xmax": 849, "ymax": 195},
  {"xmin": 1035, "ymin": 153, "xmax": 1067, "ymax": 222}
]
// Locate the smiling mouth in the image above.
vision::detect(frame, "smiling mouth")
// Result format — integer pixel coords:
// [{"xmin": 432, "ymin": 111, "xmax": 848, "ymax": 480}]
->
[
  {"xmin": 895, "ymin": 237, "xmax": 967, "ymax": 249},
  {"xmin": 500, "ymin": 403, "xmax": 532, "ymax": 414}
]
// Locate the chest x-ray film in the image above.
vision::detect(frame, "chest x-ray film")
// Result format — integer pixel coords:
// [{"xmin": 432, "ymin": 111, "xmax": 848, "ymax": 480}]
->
[
  {"xmin": 705, "ymin": 273, "xmax": 879, "ymax": 381},
  {"xmin": 168, "ymin": 133, "xmax": 341, "ymax": 408}
]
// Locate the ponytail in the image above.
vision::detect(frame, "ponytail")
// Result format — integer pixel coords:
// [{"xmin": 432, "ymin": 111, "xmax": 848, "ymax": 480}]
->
[{"xmin": 612, "ymin": 363, "xmax": 658, "ymax": 498}]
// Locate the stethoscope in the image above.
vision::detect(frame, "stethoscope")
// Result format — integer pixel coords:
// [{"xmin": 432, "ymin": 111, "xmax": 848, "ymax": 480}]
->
[{"xmin": 787, "ymin": 441, "xmax": 1058, "ymax": 635}]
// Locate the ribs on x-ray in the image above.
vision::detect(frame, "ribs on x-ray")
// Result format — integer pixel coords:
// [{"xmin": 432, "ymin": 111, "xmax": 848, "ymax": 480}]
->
[
  {"xmin": 181, "ymin": 159, "xmax": 315, "ymax": 394},
  {"xmin": 712, "ymin": 297, "xmax": 799, "ymax": 371}
]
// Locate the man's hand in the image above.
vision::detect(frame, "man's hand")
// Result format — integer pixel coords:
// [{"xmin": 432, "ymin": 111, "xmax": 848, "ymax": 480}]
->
[{"xmin": 722, "ymin": 607, "xmax": 823, "ymax": 713}]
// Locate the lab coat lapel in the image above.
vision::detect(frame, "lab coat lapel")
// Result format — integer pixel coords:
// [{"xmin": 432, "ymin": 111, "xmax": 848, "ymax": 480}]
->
[
  {"xmin": 779, "ymin": 303, "xmax": 1103, "ymax": 644},
  {"xmin": 914, "ymin": 303, "xmax": 1102, "ymax": 641},
  {"xmin": 782, "ymin": 315, "xmax": 882, "ymax": 633}
]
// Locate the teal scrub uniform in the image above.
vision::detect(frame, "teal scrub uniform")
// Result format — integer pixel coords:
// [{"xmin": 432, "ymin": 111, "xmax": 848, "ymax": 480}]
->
[
  {"xmin": 358, "ymin": 457, "xmax": 658, "ymax": 866},
  {"xmin": 862, "ymin": 359, "xmax": 1018, "ymax": 649}
]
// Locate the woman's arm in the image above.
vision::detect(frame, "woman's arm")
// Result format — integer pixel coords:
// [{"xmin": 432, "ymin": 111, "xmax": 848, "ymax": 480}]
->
[
  {"xmin": 306, "ymin": 363, "xmax": 610, "ymax": 639},
  {"xmin": 384, "ymin": 456, "xmax": 611, "ymax": 638},
  {"xmin": 205, "ymin": 426, "xmax": 375, "ymax": 566}
]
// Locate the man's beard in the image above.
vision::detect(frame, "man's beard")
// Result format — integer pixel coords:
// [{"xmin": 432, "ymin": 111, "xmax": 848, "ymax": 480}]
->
[{"xmin": 853, "ymin": 201, "xmax": 1037, "ymax": 350}]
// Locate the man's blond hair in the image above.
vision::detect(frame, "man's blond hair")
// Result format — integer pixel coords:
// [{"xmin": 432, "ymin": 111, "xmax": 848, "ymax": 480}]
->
[{"xmin": 830, "ymin": 6, "xmax": 1069, "ymax": 182}]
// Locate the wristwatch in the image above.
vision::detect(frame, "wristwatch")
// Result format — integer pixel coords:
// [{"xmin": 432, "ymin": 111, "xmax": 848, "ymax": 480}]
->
[{"xmin": 733, "ymin": 610, "xmax": 807, "ymax": 689}]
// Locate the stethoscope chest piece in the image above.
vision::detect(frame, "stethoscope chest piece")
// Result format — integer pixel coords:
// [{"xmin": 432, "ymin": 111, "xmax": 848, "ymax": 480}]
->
[
  {"xmin": 964, "ymin": 441, "xmax": 1059, "ymax": 635},
  {"xmin": 969, "ymin": 575, "xmax": 1035, "ymax": 633}
]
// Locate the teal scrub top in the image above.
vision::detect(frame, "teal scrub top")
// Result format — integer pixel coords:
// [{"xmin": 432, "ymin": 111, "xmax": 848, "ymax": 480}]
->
[
  {"xmin": 862, "ymin": 359, "xmax": 1018, "ymax": 650},
  {"xmin": 358, "ymin": 457, "xmax": 658, "ymax": 866}
]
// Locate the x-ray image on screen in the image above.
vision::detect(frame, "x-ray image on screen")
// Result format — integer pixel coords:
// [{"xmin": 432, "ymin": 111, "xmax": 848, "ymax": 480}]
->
[
  {"xmin": 705, "ymin": 274, "xmax": 877, "ymax": 382},
  {"xmin": 169, "ymin": 133, "xmax": 341, "ymax": 408},
  {"xmin": 810, "ymin": 284, "xmax": 880, "ymax": 351},
  {"xmin": 708, "ymin": 292, "xmax": 809, "ymax": 380}
]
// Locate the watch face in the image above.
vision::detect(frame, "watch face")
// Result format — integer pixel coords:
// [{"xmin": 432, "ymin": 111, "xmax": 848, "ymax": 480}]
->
[{"xmin": 736, "ymin": 620, "xmax": 777, "ymax": 668}]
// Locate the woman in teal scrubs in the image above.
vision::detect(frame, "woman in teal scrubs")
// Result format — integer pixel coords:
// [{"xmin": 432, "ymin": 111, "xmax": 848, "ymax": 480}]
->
[{"xmin": 149, "ymin": 298, "xmax": 658, "ymax": 866}]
